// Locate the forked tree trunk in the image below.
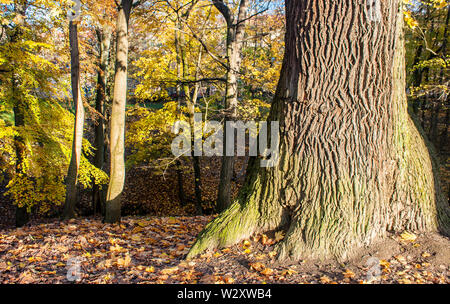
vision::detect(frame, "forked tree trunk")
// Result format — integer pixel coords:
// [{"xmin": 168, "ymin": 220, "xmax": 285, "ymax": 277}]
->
[
  {"xmin": 104, "ymin": 0, "xmax": 133, "ymax": 223},
  {"xmin": 63, "ymin": 21, "xmax": 85, "ymax": 220},
  {"xmin": 188, "ymin": 0, "xmax": 450, "ymax": 261}
]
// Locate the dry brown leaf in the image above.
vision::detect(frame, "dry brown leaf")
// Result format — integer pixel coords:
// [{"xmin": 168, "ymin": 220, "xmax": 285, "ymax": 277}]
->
[
  {"xmin": 274, "ymin": 231, "xmax": 285, "ymax": 242},
  {"xmin": 343, "ymin": 269, "xmax": 355, "ymax": 279},
  {"xmin": 260, "ymin": 268, "xmax": 273, "ymax": 276},
  {"xmin": 250, "ymin": 262, "xmax": 265, "ymax": 272},
  {"xmin": 160, "ymin": 266, "xmax": 179, "ymax": 275}
]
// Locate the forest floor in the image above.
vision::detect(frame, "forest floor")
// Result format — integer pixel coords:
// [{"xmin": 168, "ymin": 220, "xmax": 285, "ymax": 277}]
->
[
  {"xmin": 0, "ymin": 113, "xmax": 448, "ymax": 284},
  {"xmin": 0, "ymin": 215, "xmax": 449, "ymax": 284}
]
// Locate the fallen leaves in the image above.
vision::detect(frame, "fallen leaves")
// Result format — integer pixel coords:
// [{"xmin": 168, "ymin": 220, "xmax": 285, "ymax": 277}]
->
[
  {"xmin": 249, "ymin": 262, "xmax": 274, "ymax": 276},
  {"xmin": 0, "ymin": 218, "xmax": 448, "ymax": 285},
  {"xmin": 342, "ymin": 269, "xmax": 355, "ymax": 279}
]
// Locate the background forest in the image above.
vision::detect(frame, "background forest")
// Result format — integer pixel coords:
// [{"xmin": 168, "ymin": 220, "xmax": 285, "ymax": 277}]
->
[
  {"xmin": 0, "ymin": 0, "xmax": 448, "ymax": 285},
  {"xmin": 0, "ymin": 0, "xmax": 447, "ymax": 227}
]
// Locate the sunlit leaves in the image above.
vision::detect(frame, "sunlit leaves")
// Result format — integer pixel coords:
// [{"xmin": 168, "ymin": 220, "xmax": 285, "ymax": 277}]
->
[
  {"xmin": 404, "ymin": 10, "xmax": 419, "ymax": 29},
  {"xmin": 125, "ymin": 101, "xmax": 182, "ymax": 167}
]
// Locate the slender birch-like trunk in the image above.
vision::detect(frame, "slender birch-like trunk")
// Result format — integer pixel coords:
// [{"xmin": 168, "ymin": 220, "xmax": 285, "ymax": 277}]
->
[
  {"xmin": 63, "ymin": 20, "xmax": 85, "ymax": 220},
  {"xmin": 105, "ymin": 0, "xmax": 133, "ymax": 223},
  {"xmin": 215, "ymin": 0, "xmax": 249, "ymax": 212}
]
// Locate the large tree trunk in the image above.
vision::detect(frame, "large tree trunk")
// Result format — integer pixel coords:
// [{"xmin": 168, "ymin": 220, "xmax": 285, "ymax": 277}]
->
[
  {"xmin": 188, "ymin": 0, "xmax": 450, "ymax": 261},
  {"xmin": 63, "ymin": 20, "xmax": 85, "ymax": 220},
  {"xmin": 215, "ymin": 0, "xmax": 248, "ymax": 212},
  {"xmin": 93, "ymin": 26, "xmax": 112, "ymax": 216},
  {"xmin": 105, "ymin": 0, "xmax": 133, "ymax": 223}
]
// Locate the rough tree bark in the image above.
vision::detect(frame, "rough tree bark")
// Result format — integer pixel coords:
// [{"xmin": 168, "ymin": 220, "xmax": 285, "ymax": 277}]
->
[
  {"xmin": 104, "ymin": 0, "xmax": 133, "ymax": 223},
  {"xmin": 188, "ymin": 0, "xmax": 450, "ymax": 261},
  {"xmin": 93, "ymin": 26, "xmax": 112, "ymax": 216},
  {"xmin": 214, "ymin": 0, "xmax": 249, "ymax": 212},
  {"xmin": 63, "ymin": 20, "xmax": 85, "ymax": 220}
]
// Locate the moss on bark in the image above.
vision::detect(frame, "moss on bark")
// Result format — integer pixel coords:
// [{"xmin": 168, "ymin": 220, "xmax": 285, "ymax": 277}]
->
[{"xmin": 187, "ymin": 0, "xmax": 450, "ymax": 261}]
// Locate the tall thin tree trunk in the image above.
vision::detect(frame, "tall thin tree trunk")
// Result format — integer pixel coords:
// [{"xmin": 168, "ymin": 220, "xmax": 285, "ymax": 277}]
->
[
  {"xmin": 105, "ymin": 0, "xmax": 133, "ymax": 223},
  {"xmin": 93, "ymin": 26, "xmax": 112, "ymax": 216},
  {"xmin": 215, "ymin": 0, "xmax": 248, "ymax": 212},
  {"xmin": 175, "ymin": 160, "xmax": 186, "ymax": 205},
  {"xmin": 63, "ymin": 20, "xmax": 85, "ymax": 220},
  {"xmin": 188, "ymin": 0, "xmax": 450, "ymax": 261}
]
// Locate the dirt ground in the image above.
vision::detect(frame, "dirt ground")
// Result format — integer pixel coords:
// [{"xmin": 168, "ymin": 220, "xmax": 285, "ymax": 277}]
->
[{"xmin": 0, "ymin": 216, "xmax": 448, "ymax": 284}]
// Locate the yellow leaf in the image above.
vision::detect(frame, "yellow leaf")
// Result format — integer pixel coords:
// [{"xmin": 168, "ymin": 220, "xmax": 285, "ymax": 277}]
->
[
  {"xmin": 400, "ymin": 231, "xmax": 417, "ymax": 242},
  {"xmin": 242, "ymin": 240, "xmax": 251, "ymax": 249},
  {"xmin": 380, "ymin": 260, "xmax": 390, "ymax": 268}
]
